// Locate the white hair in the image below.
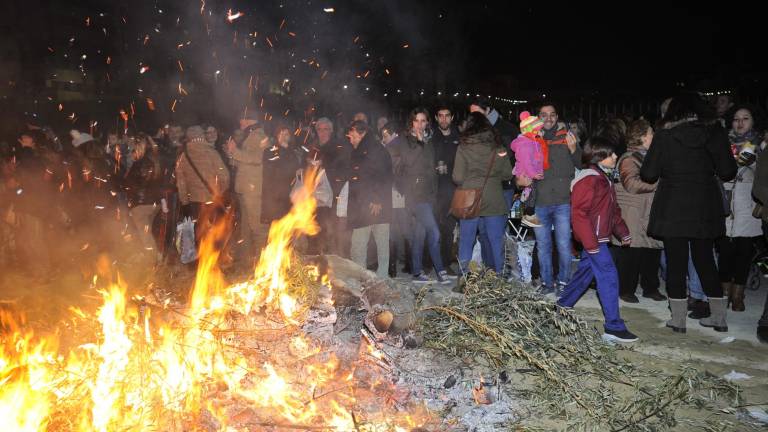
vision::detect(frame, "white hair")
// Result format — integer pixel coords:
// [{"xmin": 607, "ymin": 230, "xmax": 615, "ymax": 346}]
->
[{"xmin": 315, "ymin": 117, "xmax": 334, "ymax": 131}]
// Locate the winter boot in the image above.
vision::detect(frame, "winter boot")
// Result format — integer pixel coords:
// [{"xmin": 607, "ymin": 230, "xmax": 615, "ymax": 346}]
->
[
  {"xmin": 730, "ymin": 284, "xmax": 745, "ymax": 312},
  {"xmin": 699, "ymin": 297, "xmax": 728, "ymax": 332},
  {"xmin": 722, "ymin": 281, "xmax": 733, "ymax": 307},
  {"xmin": 666, "ymin": 298, "xmax": 688, "ymax": 333},
  {"xmin": 687, "ymin": 299, "xmax": 710, "ymax": 319}
]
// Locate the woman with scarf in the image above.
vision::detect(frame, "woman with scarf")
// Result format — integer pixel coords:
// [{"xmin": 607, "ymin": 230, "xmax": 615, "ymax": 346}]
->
[
  {"xmin": 718, "ymin": 105, "xmax": 764, "ymax": 312},
  {"xmin": 612, "ymin": 119, "xmax": 666, "ymax": 303}
]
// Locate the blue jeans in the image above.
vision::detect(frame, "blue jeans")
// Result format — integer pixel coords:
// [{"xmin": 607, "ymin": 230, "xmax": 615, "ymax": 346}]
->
[
  {"xmin": 558, "ymin": 244, "xmax": 627, "ymax": 332},
  {"xmin": 410, "ymin": 202, "xmax": 444, "ymax": 275},
  {"xmin": 660, "ymin": 246, "xmax": 708, "ymax": 301},
  {"xmin": 458, "ymin": 215, "xmax": 507, "ymax": 274},
  {"xmin": 533, "ymin": 204, "xmax": 572, "ymax": 288}
]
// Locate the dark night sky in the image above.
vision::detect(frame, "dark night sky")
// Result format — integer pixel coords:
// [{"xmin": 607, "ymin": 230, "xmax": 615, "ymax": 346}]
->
[
  {"xmin": 5, "ymin": 1, "xmax": 760, "ymax": 90},
  {"xmin": 1, "ymin": 0, "xmax": 763, "ymax": 130}
]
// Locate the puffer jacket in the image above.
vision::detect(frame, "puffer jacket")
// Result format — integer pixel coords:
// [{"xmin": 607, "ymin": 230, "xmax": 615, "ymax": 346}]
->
[
  {"xmin": 640, "ymin": 120, "xmax": 737, "ymax": 239},
  {"xmin": 390, "ymin": 134, "xmax": 438, "ymax": 207},
  {"xmin": 452, "ymin": 130, "xmax": 513, "ymax": 216},
  {"xmin": 571, "ymin": 165, "xmax": 630, "ymax": 254},
  {"xmin": 175, "ymin": 138, "xmax": 230, "ymax": 205},
  {"xmin": 723, "ymin": 137, "xmax": 762, "ymax": 238},
  {"xmin": 611, "ymin": 147, "xmax": 662, "ymax": 249}
]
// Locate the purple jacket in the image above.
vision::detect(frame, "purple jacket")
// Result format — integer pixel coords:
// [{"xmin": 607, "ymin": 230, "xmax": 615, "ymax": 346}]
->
[{"xmin": 509, "ymin": 134, "xmax": 543, "ymax": 178}]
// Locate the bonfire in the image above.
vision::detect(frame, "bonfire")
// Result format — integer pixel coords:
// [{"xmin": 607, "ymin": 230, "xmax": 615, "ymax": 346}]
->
[{"xmin": 0, "ymin": 167, "xmax": 428, "ymax": 431}]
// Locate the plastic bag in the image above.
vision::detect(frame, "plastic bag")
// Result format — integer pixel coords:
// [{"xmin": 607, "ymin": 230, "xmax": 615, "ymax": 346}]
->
[
  {"xmin": 517, "ymin": 240, "xmax": 535, "ymax": 283},
  {"xmin": 470, "ymin": 239, "xmax": 483, "ymax": 267},
  {"xmin": 505, "ymin": 236, "xmax": 535, "ymax": 283},
  {"xmin": 335, "ymin": 181, "xmax": 349, "ymax": 218},
  {"xmin": 176, "ymin": 217, "xmax": 197, "ymax": 264}
]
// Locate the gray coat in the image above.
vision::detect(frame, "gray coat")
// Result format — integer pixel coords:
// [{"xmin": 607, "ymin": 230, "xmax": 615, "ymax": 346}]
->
[{"xmin": 724, "ymin": 163, "xmax": 762, "ymax": 238}]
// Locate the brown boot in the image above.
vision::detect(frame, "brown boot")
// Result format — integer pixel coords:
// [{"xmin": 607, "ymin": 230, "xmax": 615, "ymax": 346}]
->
[
  {"xmin": 730, "ymin": 284, "xmax": 745, "ymax": 312},
  {"xmin": 721, "ymin": 281, "xmax": 733, "ymax": 307}
]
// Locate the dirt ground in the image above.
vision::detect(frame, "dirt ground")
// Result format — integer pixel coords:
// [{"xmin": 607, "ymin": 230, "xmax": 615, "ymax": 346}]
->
[{"xmin": 566, "ymin": 286, "xmax": 768, "ymax": 429}]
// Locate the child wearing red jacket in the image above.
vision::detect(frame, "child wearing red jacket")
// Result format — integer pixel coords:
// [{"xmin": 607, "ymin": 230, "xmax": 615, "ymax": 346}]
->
[{"xmin": 557, "ymin": 137, "xmax": 638, "ymax": 343}]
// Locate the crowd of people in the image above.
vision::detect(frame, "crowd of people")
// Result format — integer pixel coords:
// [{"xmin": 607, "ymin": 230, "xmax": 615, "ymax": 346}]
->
[{"xmin": 1, "ymin": 92, "xmax": 767, "ymax": 344}]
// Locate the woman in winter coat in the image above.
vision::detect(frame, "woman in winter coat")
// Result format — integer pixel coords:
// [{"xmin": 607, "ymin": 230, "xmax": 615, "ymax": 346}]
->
[
  {"xmin": 453, "ymin": 112, "xmax": 513, "ymax": 275},
  {"xmin": 611, "ymin": 119, "xmax": 666, "ymax": 303},
  {"xmin": 390, "ymin": 108, "xmax": 453, "ymax": 284},
  {"xmin": 640, "ymin": 92, "xmax": 737, "ymax": 333},
  {"xmin": 718, "ymin": 105, "xmax": 763, "ymax": 312},
  {"xmin": 260, "ymin": 125, "xmax": 303, "ymax": 224}
]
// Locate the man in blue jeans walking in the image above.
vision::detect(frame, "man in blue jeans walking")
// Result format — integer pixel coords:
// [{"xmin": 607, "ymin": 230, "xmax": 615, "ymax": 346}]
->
[{"xmin": 519, "ymin": 104, "xmax": 582, "ymax": 294}]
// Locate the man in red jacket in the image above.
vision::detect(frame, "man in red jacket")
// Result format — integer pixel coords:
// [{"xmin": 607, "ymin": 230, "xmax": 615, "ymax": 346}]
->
[{"xmin": 557, "ymin": 137, "xmax": 638, "ymax": 343}]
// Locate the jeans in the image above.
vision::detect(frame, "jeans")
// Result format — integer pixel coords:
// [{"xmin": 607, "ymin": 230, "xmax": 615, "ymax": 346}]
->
[
  {"xmin": 410, "ymin": 202, "xmax": 444, "ymax": 275},
  {"xmin": 533, "ymin": 204, "xmax": 572, "ymax": 288},
  {"xmin": 458, "ymin": 215, "xmax": 507, "ymax": 274},
  {"xmin": 558, "ymin": 244, "xmax": 627, "ymax": 332},
  {"xmin": 350, "ymin": 223, "xmax": 390, "ymax": 279}
]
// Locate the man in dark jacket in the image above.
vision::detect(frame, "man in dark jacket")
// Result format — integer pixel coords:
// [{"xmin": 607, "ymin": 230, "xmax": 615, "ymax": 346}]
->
[
  {"xmin": 521, "ymin": 104, "xmax": 582, "ymax": 295},
  {"xmin": 346, "ymin": 120, "xmax": 392, "ymax": 278},
  {"xmin": 315, "ymin": 117, "xmax": 352, "ymax": 257},
  {"xmin": 432, "ymin": 106, "xmax": 460, "ymax": 269}
]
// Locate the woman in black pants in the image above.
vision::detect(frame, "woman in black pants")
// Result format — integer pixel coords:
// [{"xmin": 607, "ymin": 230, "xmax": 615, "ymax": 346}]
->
[{"xmin": 640, "ymin": 92, "xmax": 737, "ymax": 333}]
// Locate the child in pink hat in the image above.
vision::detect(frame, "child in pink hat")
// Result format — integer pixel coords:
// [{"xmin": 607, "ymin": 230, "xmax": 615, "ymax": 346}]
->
[{"xmin": 509, "ymin": 111, "xmax": 548, "ymax": 227}]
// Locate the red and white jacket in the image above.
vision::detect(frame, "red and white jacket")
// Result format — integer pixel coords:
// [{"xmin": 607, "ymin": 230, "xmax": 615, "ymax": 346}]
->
[{"xmin": 570, "ymin": 165, "xmax": 631, "ymax": 254}]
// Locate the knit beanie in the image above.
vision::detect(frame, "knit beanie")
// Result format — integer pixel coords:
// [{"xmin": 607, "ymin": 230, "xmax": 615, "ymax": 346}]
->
[{"xmin": 519, "ymin": 111, "xmax": 544, "ymax": 135}]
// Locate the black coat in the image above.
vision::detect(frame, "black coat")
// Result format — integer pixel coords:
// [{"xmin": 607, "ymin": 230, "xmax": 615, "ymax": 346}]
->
[
  {"xmin": 318, "ymin": 138, "xmax": 352, "ymax": 208},
  {"xmin": 432, "ymin": 127, "xmax": 460, "ymax": 207},
  {"xmin": 640, "ymin": 121, "xmax": 737, "ymax": 239},
  {"xmin": 261, "ymin": 142, "xmax": 302, "ymax": 223},
  {"xmin": 123, "ymin": 155, "xmax": 162, "ymax": 207},
  {"xmin": 347, "ymin": 133, "xmax": 393, "ymax": 229}
]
